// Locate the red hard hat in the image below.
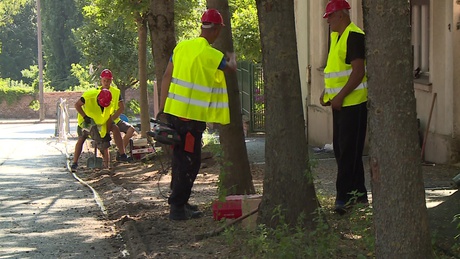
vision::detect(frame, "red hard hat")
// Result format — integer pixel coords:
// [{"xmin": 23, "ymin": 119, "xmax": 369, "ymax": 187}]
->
[
  {"xmin": 97, "ymin": 89, "xmax": 112, "ymax": 107},
  {"xmin": 201, "ymin": 9, "xmax": 225, "ymax": 26},
  {"xmin": 323, "ymin": 0, "xmax": 351, "ymax": 18},
  {"xmin": 100, "ymin": 69, "xmax": 113, "ymax": 79}
]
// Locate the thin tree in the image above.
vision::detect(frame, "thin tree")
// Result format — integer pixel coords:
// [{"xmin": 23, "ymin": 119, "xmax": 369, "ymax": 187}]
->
[
  {"xmin": 146, "ymin": 0, "xmax": 176, "ymax": 114},
  {"xmin": 135, "ymin": 12, "xmax": 150, "ymax": 138},
  {"xmin": 363, "ymin": 1, "xmax": 433, "ymax": 257},
  {"xmin": 206, "ymin": 0, "xmax": 255, "ymax": 195},
  {"xmin": 255, "ymin": 0, "xmax": 319, "ymax": 228}
]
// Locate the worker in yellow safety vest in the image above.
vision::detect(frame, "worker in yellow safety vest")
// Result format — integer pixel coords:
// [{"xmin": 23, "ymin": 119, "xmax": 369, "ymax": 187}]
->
[
  {"xmin": 98, "ymin": 69, "xmax": 136, "ymax": 155},
  {"xmin": 159, "ymin": 8, "xmax": 237, "ymax": 221},
  {"xmin": 71, "ymin": 87, "xmax": 132, "ymax": 172},
  {"xmin": 320, "ymin": 0, "xmax": 368, "ymax": 215}
]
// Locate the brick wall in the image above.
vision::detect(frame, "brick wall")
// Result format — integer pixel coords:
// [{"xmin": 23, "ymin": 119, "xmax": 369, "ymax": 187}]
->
[{"xmin": 0, "ymin": 88, "xmax": 156, "ymax": 120}]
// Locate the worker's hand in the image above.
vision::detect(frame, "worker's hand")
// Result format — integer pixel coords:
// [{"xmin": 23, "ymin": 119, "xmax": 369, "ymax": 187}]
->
[
  {"xmin": 330, "ymin": 95, "xmax": 344, "ymax": 111},
  {"xmin": 226, "ymin": 52, "xmax": 237, "ymax": 71},
  {"xmin": 84, "ymin": 115, "xmax": 92, "ymax": 124},
  {"xmin": 319, "ymin": 90, "xmax": 331, "ymax": 106}
]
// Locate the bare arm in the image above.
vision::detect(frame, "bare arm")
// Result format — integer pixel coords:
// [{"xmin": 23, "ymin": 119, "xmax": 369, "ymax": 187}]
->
[
  {"xmin": 111, "ymin": 100, "xmax": 124, "ymax": 121},
  {"xmin": 74, "ymin": 99, "xmax": 86, "ymax": 118},
  {"xmin": 159, "ymin": 61, "xmax": 173, "ymax": 112},
  {"xmin": 330, "ymin": 58, "xmax": 365, "ymax": 110},
  {"xmin": 223, "ymin": 52, "xmax": 237, "ymax": 73}
]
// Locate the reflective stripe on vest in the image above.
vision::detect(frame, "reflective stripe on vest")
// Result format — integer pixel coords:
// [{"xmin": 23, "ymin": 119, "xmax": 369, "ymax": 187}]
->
[
  {"xmin": 164, "ymin": 37, "xmax": 230, "ymax": 124},
  {"xmin": 325, "ymin": 82, "xmax": 367, "ymax": 95},
  {"xmin": 323, "ymin": 22, "xmax": 367, "ymax": 107},
  {"xmin": 167, "ymin": 92, "xmax": 228, "ymax": 109}
]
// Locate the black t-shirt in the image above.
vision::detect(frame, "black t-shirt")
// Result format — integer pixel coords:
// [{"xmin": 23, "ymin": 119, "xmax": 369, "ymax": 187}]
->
[{"xmin": 345, "ymin": 32, "xmax": 365, "ymax": 64}]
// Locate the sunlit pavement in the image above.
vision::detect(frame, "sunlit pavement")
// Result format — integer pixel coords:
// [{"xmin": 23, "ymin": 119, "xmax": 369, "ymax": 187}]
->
[{"xmin": 0, "ymin": 122, "xmax": 123, "ymax": 258}]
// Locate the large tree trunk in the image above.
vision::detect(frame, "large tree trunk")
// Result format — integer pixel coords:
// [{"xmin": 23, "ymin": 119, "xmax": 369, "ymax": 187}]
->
[
  {"xmin": 147, "ymin": 0, "xmax": 176, "ymax": 115},
  {"xmin": 207, "ymin": 0, "xmax": 255, "ymax": 195},
  {"xmin": 255, "ymin": 0, "xmax": 319, "ymax": 229},
  {"xmin": 363, "ymin": 1, "xmax": 433, "ymax": 257},
  {"xmin": 136, "ymin": 14, "xmax": 150, "ymax": 138}
]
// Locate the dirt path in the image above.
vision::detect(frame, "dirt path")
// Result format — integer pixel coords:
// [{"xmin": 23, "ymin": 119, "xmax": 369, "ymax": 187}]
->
[{"xmin": 71, "ymin": 139, "xmax": 460, "ymax": 258}]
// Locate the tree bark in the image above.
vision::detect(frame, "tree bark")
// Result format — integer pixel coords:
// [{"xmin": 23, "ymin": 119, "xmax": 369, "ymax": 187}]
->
[
  {"xmin": 255, "ymin": 0, "xmax": 319, "ymax": 229},
  {"xmin": 363, "ymin": 1, "xmax": 433, "ymax": 257},
  {"xmin": 147, "ymin": 0, "xmax": 176, "ymax": 115},
  {"xmin": 207, "ymin": 0, "xmax": 256, "ymax": 195},
  {"xmin": 136, "ymin": 14, "xmax": 150, "ymax": 138}
]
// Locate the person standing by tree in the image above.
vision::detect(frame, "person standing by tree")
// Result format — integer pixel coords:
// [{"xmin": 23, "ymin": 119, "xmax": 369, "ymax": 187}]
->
[
  {"xmin": 320, "ymin": 0, "xmax": 368, "ymax": 214},
  {"xmin": 98, "ymin": 69, "xmax": 136, "ymax": 154},
  {"xmin": 159, "ymin": 8, "xmax": 237, "ymax": 220}
]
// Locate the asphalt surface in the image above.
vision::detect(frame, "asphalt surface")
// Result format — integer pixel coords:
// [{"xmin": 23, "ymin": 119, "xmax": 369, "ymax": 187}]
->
[
  {"xmin": 0, "ymin": 121, "xmax": 125, "ymax": 258},
  {"xmin": 244, "ymin": 135, "xmax": 458, "ymax": 209}
]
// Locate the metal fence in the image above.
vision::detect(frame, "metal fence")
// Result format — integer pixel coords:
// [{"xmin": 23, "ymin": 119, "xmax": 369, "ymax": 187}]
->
[{"xmin": 237, "ymin": 61, "xmax": 265, "ymax": 132}]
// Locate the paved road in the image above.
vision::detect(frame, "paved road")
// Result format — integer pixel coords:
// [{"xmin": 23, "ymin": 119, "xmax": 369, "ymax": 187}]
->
[{"xmin": 0, "ymin": 122, "xmax": 125, "ymax": 258}]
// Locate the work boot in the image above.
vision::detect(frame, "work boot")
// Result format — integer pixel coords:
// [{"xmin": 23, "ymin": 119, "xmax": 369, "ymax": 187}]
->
[
  {"xmin": 169, "ymin": 204, "xmax": 203, "ymax": 220},
  {"xmin": 185, "ymin": 203, "xmax": 199, "ymax": 212},
  {"xmin": 116, "ymin": 153, "xmax": 133, "ymax": 163},
  {"xmin": 70, "ymin": 163, "xmax": 78, "ymax": 172},
  {"xmin": 334, "ymin": 200, "xmax": 348, "ymax": 215}
]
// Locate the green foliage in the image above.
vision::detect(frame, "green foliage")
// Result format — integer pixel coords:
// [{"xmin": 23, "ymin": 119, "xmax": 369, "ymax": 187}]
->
[
  {"xmin": 174, "ymin": 0, "xmax": 261, "ymax": 62},
  {"xmin": 0, "ymin": 0, "xmax": 29, "ymax": 27},
  {"xmin": 222, "ymin": 198, "xmax": 375, "ymax": 258},
  {"xmin": 69, "ymin": 63, "xmax": 96, "ymax": 91},
  {"xmin": 29, "ymin": 99, "xmax": 40, "ymax": 111},
  {"xmin": 41, "ymin": 0, "xmax": 82, "ymax": 91},
  {"xmin": 0, "ymin": 79, "xmax": 34, "ymax": 104},
  {"xmin": 126, "ymin": 99, "xmax": 141, "ymax": 117},
  {"xmin": 0, "ymin": 0, "xmax": 37, "ymax": 82},
  {"xmin": 21, "ymin": 65, "xmax": 52, "ymax": 92},
  {"xmin": 175, "ymin": 0, "xmax": 206, "ymax": 41},
  {"xmin": 230, "ymin": 0, "xmax": 261, "ymax": 62},
  {"xmin": 202, "ymin": 130, "xmax": 220, "ymax": 148},
  {"xmin": 75, "ymin": 1, "xmax": 143, "ymax": 92}
]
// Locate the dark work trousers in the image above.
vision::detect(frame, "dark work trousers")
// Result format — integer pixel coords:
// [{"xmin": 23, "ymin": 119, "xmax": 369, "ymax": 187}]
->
[
  {"xmin": 167, "ymin": 115, "xmax": 206, "ymax": 206},
  {"xmin": 333, "ymin": 102, "xmax": 368, "ymax": 204}
]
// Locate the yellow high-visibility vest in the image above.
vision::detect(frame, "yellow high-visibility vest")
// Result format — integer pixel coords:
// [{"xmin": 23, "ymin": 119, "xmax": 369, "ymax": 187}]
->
[
  {"xmin": 164, "ymin": 37, "xmax": 230, "ymax": 125},
  {"xmin": 77, "ymin": 89, "xmax": 111, "ymax": 137},
  {"xmin": 323, "ymin": 22, "xmax": 367, "ymax": 107},
  {"xmin": 99, "ymin": 86, "xmax": 121, "ymax": 123}
]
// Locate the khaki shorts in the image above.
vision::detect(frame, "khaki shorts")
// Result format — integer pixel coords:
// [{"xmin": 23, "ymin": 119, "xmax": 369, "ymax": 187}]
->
[
  {"xmin": 117, "ymin": 120, "xmax": 133, "ymax": 133},
  {"xmin": 77, "ymin": 125, "xmax": 111, "ymax": 150}
]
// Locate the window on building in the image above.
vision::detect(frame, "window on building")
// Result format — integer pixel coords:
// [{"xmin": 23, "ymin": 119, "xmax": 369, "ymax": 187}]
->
[{"xmin": 411, "ymin": 0, "xmax": 430, "ymax": 80}]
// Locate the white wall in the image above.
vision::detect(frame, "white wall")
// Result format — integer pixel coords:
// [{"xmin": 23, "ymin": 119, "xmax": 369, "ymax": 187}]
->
[{"xmin": 295, "ymin": 0, "xmax": 460, "ymax": 163}]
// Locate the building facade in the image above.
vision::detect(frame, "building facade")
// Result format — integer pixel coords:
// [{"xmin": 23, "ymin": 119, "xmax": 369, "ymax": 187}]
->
[{"xmin": 294, "ymin": 0, "xmax": 460, "ymax": 164}]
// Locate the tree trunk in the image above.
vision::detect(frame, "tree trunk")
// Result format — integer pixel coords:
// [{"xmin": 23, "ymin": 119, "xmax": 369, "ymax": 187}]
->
[
  {"xmin": 255, "ymin": 0, "xmax": 319, "ymax": 229},
  {"xmin": 136, "ymin": 14, "xmax": 150, "ymax": 138},
  {"xmin": 147, "ymin": 0, "xmax": 176, "ymax": 115},
  {"xmin": 363, "ymin": 1, "xmax": 433, "ymax": 257},
  {"xmin": 207, "ymin": 0, "xmax": 255, "ymax": 195}
]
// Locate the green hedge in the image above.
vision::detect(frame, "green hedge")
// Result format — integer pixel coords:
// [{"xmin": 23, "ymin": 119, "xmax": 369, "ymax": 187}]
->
[{"xmin": 0, "ymin": 83, "xmax": 35, "ymax": 105}]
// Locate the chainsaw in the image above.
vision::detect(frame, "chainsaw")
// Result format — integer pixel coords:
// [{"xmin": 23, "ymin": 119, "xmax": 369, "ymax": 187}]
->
[{"xmin": 147, "ymin": 118, "xmax": 181, "ymax": 145}]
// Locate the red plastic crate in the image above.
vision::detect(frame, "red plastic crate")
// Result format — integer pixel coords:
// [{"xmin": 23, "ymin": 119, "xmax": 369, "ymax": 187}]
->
[{"xmin": 212, "ymin": 196, "xmax": 243, "ymax": 220}]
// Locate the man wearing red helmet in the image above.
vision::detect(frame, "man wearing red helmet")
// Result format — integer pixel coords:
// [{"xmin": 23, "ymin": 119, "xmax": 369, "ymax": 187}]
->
[
  {"xmin": 71, "ymin": 89, "xmax": 113, "ymax": 169},
  {"xmin": 98, "ymin": 69, "xmax": 136, "ymax": 158},
  {"xmin": 71, "ymin": 83, "xmax": 132, "ymax": 171},
  {"xmin": 159, "ymin": 8, "xmax": 237, "ymax": 220},
  {"xmin": 320, "ymin": 0, "xmax": 368, "ymax": 214}
]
